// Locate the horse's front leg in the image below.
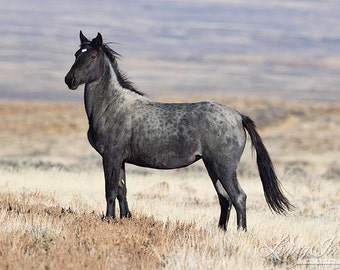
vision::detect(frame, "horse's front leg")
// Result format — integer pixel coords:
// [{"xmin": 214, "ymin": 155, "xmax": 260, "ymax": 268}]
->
[
  {"xmin": 117, "ymin": 163, "xmax": 131, "ymax": 218},
  {"xmin": 103, "ymin": 158, "xmax": 121, "ymax": 218}
]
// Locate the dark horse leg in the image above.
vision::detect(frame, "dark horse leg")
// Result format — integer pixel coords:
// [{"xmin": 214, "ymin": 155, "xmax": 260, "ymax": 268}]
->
[
  {"xmin": 103, "ymin": 158, "xmax": 131, "ymax": 218},
  {"xmin": 204, "ymin": 160, "xmax": 232, "ymax": 231},
  {"xmin": 204, "ymin": 160, "xmax": 247, "ymax": 231},
  {"xmin": 217, "ymin": 193, "xmax": 232, "ymax": 231},
  {"xmin": 117, "ymin": 163, "xmax": 131, "ymax": 218},
  {"xmin": 103, "ymin": 158, "xmax": 121, "ymax": 218},
  {"xmin": 224, "ymin": 172, "xmax": 247, "ymax": 231}
]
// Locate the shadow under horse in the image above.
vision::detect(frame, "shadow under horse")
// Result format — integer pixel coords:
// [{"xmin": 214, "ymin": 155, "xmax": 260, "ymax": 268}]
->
[{"xmin": 65, "ymin": 31, "xmax": 294, "ymax": 231}]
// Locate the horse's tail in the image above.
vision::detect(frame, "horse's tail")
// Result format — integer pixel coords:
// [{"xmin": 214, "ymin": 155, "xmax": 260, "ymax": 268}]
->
[{"xmin": 241, "ymin": 114, "xmax": 294, "ymax": 214}]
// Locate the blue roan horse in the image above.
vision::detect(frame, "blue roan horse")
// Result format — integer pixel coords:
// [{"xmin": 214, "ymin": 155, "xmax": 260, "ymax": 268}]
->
[{"xmin": 65, "ymin": 31, "xmax": 293, "ymax": 231}]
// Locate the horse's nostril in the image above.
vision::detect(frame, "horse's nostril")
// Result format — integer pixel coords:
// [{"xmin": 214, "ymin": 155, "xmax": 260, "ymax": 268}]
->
[
  {"xmin": 65, "ymin": 73, "xmax": 71, "ymax": 85},
  {"xmin": 65, "ymin": 73, "xmax": 77, "ymax": 89}
]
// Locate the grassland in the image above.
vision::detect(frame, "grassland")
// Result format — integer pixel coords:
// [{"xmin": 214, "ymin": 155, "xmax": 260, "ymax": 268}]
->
[{"xmin": 0, "ymin": 98, "xmax": 339, "ymax": 269}]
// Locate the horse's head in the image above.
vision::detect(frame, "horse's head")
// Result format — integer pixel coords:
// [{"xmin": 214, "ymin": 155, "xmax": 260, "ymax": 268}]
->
[{"xmin": 65, "ymin": 31, "xmax": 105, "ymax": 90}]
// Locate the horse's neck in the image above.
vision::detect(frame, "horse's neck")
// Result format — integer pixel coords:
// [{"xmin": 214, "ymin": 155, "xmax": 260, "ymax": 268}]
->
[{"xmin": 84, "ymin": 60, "xmax": 146, "ymax": 124}]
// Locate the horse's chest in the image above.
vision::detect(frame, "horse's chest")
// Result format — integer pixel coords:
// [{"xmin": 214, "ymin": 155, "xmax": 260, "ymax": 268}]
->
[
  {"xmin": 87, "ymin": 120, "xmax": 129, "ymax": 155},
  {"xmin": 87, "ymin": 126, "xmax": 105, "ymax": 154}
]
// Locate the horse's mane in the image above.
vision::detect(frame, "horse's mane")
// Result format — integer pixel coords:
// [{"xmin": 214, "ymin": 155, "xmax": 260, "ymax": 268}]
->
[{"xmin": 102, "ymin": 44, "xmax": 144, "ymax": 96}]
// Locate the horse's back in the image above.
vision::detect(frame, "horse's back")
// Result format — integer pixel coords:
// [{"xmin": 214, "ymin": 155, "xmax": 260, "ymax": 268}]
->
[
  {"xmin": 132, "ymin": 100, "xmax": 242, "ymax": 133},
  {"xmin": 132, "ymin": 100, "xmax": 244, "ymax": 141}
]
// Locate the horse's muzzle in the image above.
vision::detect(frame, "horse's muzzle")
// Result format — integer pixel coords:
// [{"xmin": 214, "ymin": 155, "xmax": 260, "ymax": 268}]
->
[{"xmin": 65, "ymin": 72, "xmax": 79, "ymax": 90}]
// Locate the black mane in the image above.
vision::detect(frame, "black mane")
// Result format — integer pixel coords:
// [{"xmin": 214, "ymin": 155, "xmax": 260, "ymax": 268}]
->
[{"xmin": 102, "ymin": 44, "xmax": 144, "ymax": 96}]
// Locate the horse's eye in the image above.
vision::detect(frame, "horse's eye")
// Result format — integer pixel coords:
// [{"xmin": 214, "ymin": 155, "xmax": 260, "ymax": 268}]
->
[{"xmin": 91, "ymin": 54, "xmax": 96, "ymax": 59}]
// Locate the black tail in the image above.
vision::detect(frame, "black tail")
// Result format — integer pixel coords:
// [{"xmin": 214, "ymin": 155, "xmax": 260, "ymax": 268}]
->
[{"xmin": 242, "ymin": 115, "xmax": 294, "ymax": 214}]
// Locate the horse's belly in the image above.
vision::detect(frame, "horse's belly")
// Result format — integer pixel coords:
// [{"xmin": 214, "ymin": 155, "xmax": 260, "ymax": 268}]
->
[{"xmin": 128, "ymin": 149, "xmax": 201, "ymax": 169}]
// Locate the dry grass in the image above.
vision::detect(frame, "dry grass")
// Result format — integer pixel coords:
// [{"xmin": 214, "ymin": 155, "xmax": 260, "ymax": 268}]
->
[
  {"xmin": 0, "ymin": 99, "xmax": 339, "ymax": 269},
  {"xmin": 0, "ymin": 165, "xmax": 338, "ymax": 269}
]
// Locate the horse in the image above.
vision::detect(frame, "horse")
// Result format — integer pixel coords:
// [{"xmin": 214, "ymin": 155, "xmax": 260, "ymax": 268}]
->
[{"xmin": 65, "ymin": 31, "xmax": 293, "ymax": 231}]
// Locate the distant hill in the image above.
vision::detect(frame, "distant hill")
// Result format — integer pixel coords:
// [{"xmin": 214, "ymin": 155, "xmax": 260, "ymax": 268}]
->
[{"xmin": 1, "ymin": 0, "xmax": 339, "ymax": 102}]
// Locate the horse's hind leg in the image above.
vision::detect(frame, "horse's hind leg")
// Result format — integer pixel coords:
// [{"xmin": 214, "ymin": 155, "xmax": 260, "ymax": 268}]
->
[
  {"xmin": 204, "ymin": 160, "xmax": 232, "ymax": 231},
  {"xmin": 117, "ymin": 164, "xmax": 131, "ymax": 218},
  {"xmin": 206, "ymin": 158, "xmax": 247, "ymax": 231},
  {"xmin": 217, "ymin": 193, "xmax": 232, "ymax": 231},
  {"xmin": 225, "ymin": 172, "xmax": 247, "ymax": 231}
]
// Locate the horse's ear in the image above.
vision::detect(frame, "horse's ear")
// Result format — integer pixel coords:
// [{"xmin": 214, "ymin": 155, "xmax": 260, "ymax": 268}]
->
[
  {"xmin": 80, "ymin": 30, "xmax": 89, "ymax": 44},
  {"xmin": 93, "ymin": 32, "xmax": 103, "ymax": 48}
]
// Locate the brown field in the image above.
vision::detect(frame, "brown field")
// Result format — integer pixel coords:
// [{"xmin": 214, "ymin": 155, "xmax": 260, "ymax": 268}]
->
[{"xmin": 0, "ymin": 98, "xmax": 339, "ymax": 269}]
